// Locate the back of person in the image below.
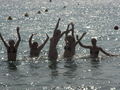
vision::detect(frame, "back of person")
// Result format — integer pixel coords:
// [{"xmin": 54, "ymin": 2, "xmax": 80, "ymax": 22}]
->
[
  {"xmin": 7, "ymin": 46, "xmax": 17, "ymax": 61},
  {"xmin": 30, "ymin": 48, "xmax": 40, "ymax": 57}
]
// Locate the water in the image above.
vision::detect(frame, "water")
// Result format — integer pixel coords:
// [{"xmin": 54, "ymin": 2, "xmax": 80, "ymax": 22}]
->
[{"xmin": 0, "ymin": 0, "xmax": 120, "ymax": 89}]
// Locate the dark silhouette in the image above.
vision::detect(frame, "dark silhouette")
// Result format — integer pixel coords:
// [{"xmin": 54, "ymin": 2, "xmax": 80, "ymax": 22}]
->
[
  {"xmin": 63, "ymin": 23, "xmax": 86, "ymax": 59},
  {"xmin": 37, "ymin": 11, "xmax": 41, "ymax": 14},
  {"xmin": 0, "ymin": 27, "xmax": 21, "ymax": 61},
  {"xmin": 77, "ymin": 32, "xmax": 117, "ymax": 58},
  {"xmin": 7, "ymin": 16, "xmax": 12, "ymax": 20},
  {"xmin": 24, "ymin": 13, "xmax": 29, "ymax": 17},
  {"xmin": 48, "ymin": 18, "xmax": 71, "ymax": 64},
  {"xmin": 114, "ymin": 26, "xmax": 119, "ymax": 30},
  {"xmin": 29, "ymin": 33, "xmax": 49, "ymax": 57}
]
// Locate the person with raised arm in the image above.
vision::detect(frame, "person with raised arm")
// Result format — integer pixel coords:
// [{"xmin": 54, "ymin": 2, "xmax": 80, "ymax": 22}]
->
[
  {"xmin": 48, "ymin": 18, "xmax": 71, "ymax": 66},
  {"xmin": 76, "ymin": 32, "xmax": 117, "ymax": 58},
  {"xmin": 29, "ymin": 33, "xmax": 49, "ymax": 57},
  {"xmin": 0, "ymin": 27, "xmax": 21, "ymax": 61},
  {"xmin": 63, "ymin": 23, "xmax": 86, "ymax": 59}
]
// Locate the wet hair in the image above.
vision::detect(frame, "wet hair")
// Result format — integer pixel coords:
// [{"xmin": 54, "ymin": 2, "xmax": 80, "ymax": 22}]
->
[
  {"xmin": 9, "ymin": 40, "xmax": 15, "ymax": 46},
  {"xmin": 91, "ymin": 38, "xmax": 97, "ymax": 45},
  {"xmin": 32, "ymin": 42, "xmax": 38, "ymax": 47}
]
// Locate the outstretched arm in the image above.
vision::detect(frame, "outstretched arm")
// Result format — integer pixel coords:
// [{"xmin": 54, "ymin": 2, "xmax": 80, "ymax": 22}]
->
[
  {"xmin": 75, "ymin": 32, "xmax": 86, "ymax": 45},
  {"xmin": 100, "ymin": 48, "xmax": 116, "ymax": 56},
  {"xmin": 38, "ymin": 34, "xmax": 49, "ymax": 50},
  {"xmin": 0, "ymin": 33, "xmax": 8, "ymax": 48},
  {"xmin": 15, "ymin": 27, "xmax": 21, "ymax": 48},
  {"xmin": 76, "ymin": 33, "xmax": 91, "ymax": 49}
]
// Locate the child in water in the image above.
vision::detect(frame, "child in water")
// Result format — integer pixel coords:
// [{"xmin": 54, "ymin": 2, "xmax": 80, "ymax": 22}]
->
[
  {"xmin": 77, "ymin": 32, "xmax": 117, "ymax": 58},
  {"xmin": 63, "ymin": 22, "xmax": 86, "ymax": 59},
  {"xmin": 0, "ymin": 27, "xmax": 21, "ymax": 61},
  {"xmin": 48, "ymin": 18, "xmax": 71, "ymax": 63},
  {"xmin": 29, "ymin": 33, "xmax": 49, "ymax": 57}
]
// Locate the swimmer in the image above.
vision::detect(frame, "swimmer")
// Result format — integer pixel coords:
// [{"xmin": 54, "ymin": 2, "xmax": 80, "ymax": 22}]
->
[
  {"xmin": 45, "ymin": 9, "xmax": 48, "ymax": 12},
  {"xmin": 29, "ymin": 33, "xmax": 49, "ymax": 57},
  {"xmin": 7, "ymin": 16, "xmax": 12, "ymax": 20},
  {"xmin": 24, "ymin": 13, "xmax": 29, "ymax": 17},
  {"xmin": 37, "ymin": 11, "xmax": 41, "ymax": 14},
  {"xmin": 0, "ymin": 27, "xmax": 21, "ymax": 61},
  {"xmin": 48, "ymin": 18, "xmax": 71, "ymax": 62},
  {"xmin": 63, "ymin": 23, "xmax": 86, "ymax": 59},
  {"xmin": 76, "ymin": 33, "xmax": 117, "ymax": 58},
  {"xmin": 114, "ymin": 26, "xmax": 119, "ymax": 30}
]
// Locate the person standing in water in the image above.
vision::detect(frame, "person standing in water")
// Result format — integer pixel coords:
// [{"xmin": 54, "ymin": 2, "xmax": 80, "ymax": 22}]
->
[
  {"xmin": 48, "ymin": 18, "xmax": 71, "ymax": 65},
  {"xmin": 0, "ymin": 27, "xmax": 21, "ymax": 61},
  {"xmin": 29, "ymin": 33, "xmax": 49, "ymax": 57},
  {"xmin": 63, "ymin": 22, "xmax": 86, "ymax": 59},
  {"xmin": 76, "ymin": 33, "xmax": 117, "ymax": 58}
]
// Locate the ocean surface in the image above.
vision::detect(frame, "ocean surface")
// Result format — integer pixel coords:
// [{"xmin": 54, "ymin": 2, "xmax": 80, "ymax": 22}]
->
[{"xmin": 0, "ymin": 0, "xmax": 120, "ymax": 90}]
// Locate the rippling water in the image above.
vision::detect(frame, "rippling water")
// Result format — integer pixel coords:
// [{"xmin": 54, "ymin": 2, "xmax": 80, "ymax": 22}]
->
[{"xmin": 0, "ymin": 0, "xmax": 120, "ymax": 90}]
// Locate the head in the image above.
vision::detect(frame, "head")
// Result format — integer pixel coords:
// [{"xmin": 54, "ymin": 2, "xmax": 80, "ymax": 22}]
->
[
  {"xmin": 91, "ymin": 38, "xmax": 97, "ymax": 46},
  {"xmin": 66, "ymin": 35, "xmax": 75, "ymax": 43},
  {"xmin": 54, "ymin": 30, "xmax": 61, "ymax": 36},
  {"xmin": 9, "ymin": 40, "xmax": 15, "ymax": 46},
  {"xmin": 32, "ymin": 42, "xmax": 38, "ymax": 48}
]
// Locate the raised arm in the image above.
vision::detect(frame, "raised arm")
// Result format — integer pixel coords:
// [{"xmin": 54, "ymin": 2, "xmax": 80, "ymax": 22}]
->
[
  {"xmin": 76, "ymin": 33, "xmax": 91, "ymax": 49},
  {"xmin": 29, "ymin": 34, "xmax": 34, "ymax": 48},
  {"xmin": 70, "ymin": 22, "xmax": 75, "ymax": 37},
  {"xmin": 99, "ymin": 48, "xmax": 116, "ymax": 56},
  {"xmin": 75, "ymin": 32, "xmax": 86, "ymax": 45},
  {"xmin": 65, "ymin": 24, "xmax": 70, "ymax": 37},
  {"xmin": 38, "ymin": 34, "xmax": 49, "ymax": 50},
  {"xmin": 54, "ymin": 18, "xmax": 61, "ymax": 32},
  {"xmin": 0, "ymin": 33, "xmax": 8, "ymax": 48},
  {"xmin": 15, "ymin": 27, "xmax": 21, "ymax": 48}
]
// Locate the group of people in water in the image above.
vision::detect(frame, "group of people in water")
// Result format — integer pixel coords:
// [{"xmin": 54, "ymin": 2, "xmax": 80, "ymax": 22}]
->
[{"xmin": 0, "ymin": 18, "xmax": 118, "ymax": 68}]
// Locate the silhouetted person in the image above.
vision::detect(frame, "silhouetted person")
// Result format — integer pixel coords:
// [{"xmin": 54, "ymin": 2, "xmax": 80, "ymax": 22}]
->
[
  {"xmin": 37, "ymin": 11, "xmax": 41, "ymax": 14},
  {"xmin": 29, "ymin": 33, "xmax": 49, "ymax": 57},
  {"xmin": 77, "ymin": 33, "xmax": 117, "ymax": 58},
  {"xmin": 0, "ymin": 27, "xmax": 21, "ymax": 61},
  {"xmin": 63, "ymin": 23, "xmax": 86, "ymax": 59},
  {"xmin": 45, "ymin": 9, "xmax": 48, "ymax": 12},
  {"xmin": 7, "ymin": 16, "xmax": 12, "ymax": 20},
  {"xmin": 48, "ymin": 18, "xmax": 71, "ymax": 67},
  {"xmin": 24, "ymin": 13, "xmax": 29, "ymax": 17}
]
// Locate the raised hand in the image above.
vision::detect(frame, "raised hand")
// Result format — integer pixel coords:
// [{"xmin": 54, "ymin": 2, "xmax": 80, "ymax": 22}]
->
[
  {"xmin": 46, "ymin": 33, "xmax": 49, "ymax": 39},
  {"xmin": 32, "ymin": 33, "xmax": 37, "ymax": 36},
  {"xmin": 82, "ymin": 32, "xmax": 87, "ymax": 36},
  {"xmin": 16, "ymin": 27, "xmax": 20, "ymax": 32},
  {"xmin": 76, "ymin": 35, "xmax": 79, "ymax": 40},
  {"xmin": 58, "ymin": 18, "xmax": 61, "ymax": 21}
]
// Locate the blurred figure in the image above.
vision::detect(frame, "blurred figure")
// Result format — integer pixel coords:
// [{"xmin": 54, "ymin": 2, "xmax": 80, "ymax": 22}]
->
[
  {"xmin": 0, "ymin": 27, "xmax": 21, "ymax": 61},
  {"xmin": 29, "ymin": 33, "xmax": 49, "ymax": 57},
  {"xmin": 48, "ymin": 18, "xmax": 71, "ymax": 68},
  {"xmin": 63, "ymin": 23, "xmax": 86, "ymax": 59},
  {"xmin": 77, "ymin": 33, "xmax": 117, "ymax": 58},
  {"xmin": 7, "ymin": 16, "xmax": 12, "ymax": 20}
]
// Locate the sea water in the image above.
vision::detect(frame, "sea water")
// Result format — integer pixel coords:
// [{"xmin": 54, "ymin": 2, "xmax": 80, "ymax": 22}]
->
[{"xmin": 0, "ymin": 0, "xmax": 120, "ymax": 89}]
